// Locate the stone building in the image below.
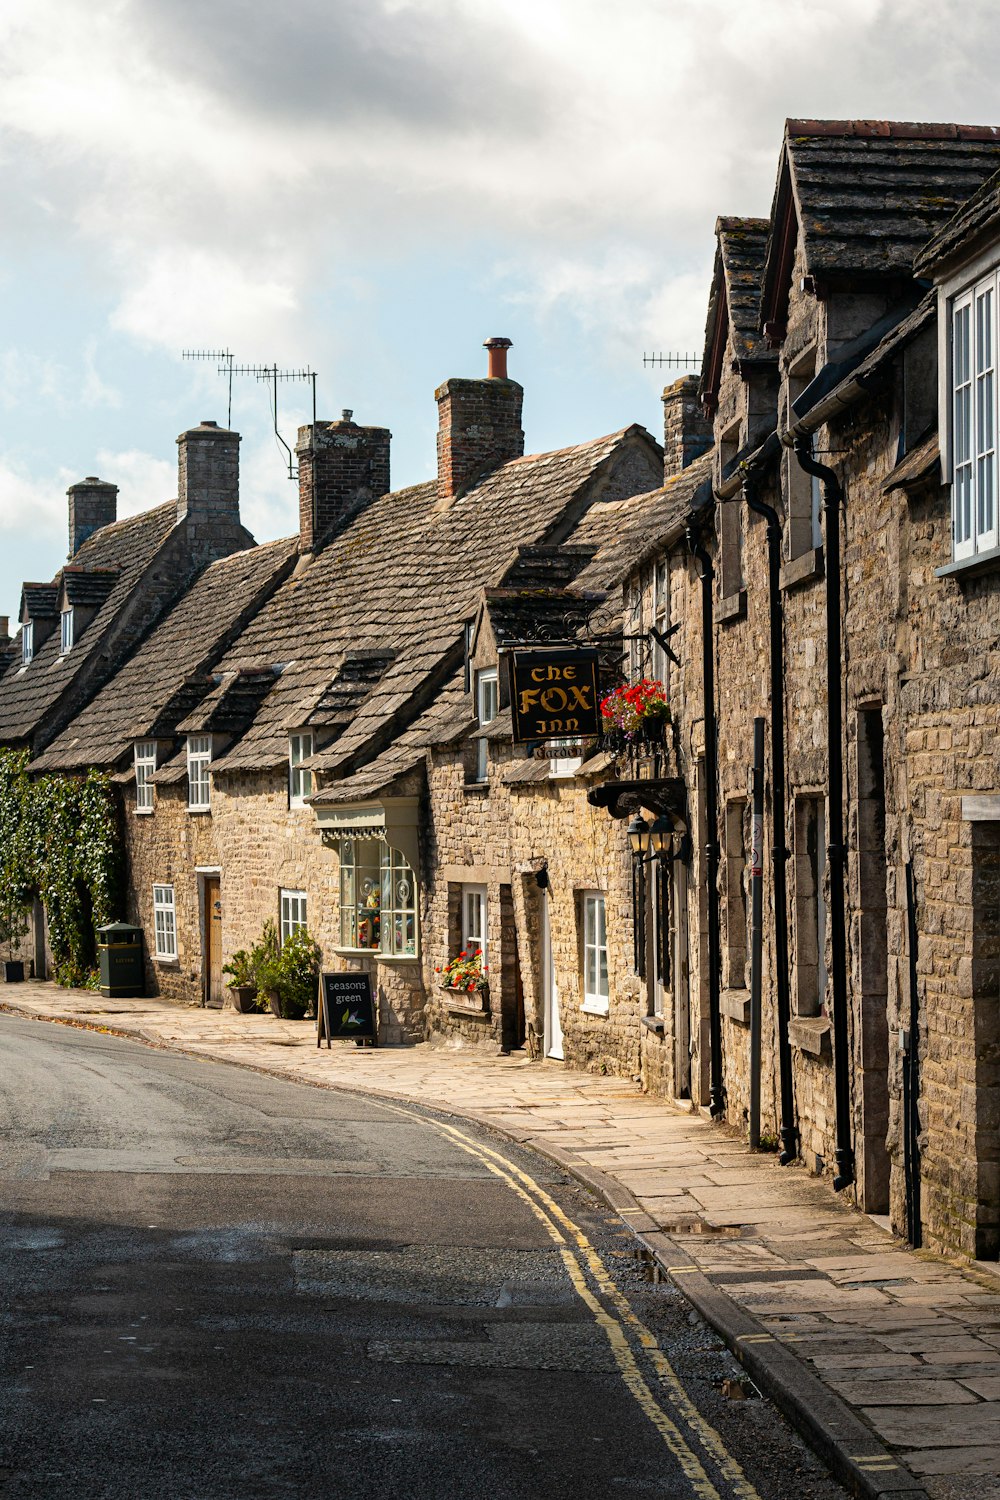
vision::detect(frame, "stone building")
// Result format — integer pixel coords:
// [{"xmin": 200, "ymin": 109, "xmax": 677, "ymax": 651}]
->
[{"xmin": 9, "ymin": 121, "xmax": 1000, "ymax": 1266}]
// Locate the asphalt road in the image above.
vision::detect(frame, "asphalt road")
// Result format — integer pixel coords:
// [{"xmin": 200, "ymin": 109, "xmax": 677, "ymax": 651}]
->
[{"xmin": 0, "ymin": 1015, "xmax": 848, "ymax": 1500}]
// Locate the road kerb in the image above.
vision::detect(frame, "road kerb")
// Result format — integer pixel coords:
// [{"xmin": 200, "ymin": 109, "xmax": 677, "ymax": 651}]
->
[{"xmin": 0, "ymin": 996, "xmax": 933, "ymax": 1500}]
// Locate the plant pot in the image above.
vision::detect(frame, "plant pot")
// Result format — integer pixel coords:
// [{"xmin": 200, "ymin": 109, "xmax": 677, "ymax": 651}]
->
[
  {"xmin": 3, "ymin": 960, "xmax": 24, "ymax": 983},
  {"xmin": 228, "ymin": 984, "xmax": 257, "ymax": 1014},
  {"xmin": 267, "ymin": 989, "xmax": 282, "ymax": 1018}
]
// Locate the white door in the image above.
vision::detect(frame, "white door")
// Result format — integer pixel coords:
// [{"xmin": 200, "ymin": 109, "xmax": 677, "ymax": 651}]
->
[{"xmin": 542, "ymin": 890, "xmax": 563, "ymax": 1060}]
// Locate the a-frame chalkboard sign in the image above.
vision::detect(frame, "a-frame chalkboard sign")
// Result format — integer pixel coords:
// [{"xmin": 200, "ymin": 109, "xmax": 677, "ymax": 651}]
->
[{"xmin": 317, "ymin": 971, "xmax": 378, "ymax": 1047}]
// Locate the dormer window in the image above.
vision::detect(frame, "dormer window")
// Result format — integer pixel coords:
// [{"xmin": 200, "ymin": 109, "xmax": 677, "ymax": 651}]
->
[
  {"xmin": 21, "ymin": 622, "xmax": 33, "ymax": 666},
  {"xmin": 186, "ymin": 734, "xmax": 212, "ymax": 811},
  {"xmin": 475, "ymin": 668, "xmax": 498, "ymax": 782},
  {"xmin": 289, "ymin": 733, "xmax": 314, "ymax": 807},
  {"xmin": 60, "ymin": 608, "xmax": 75, "ymax": 654},
  {"xmin": 134, "ymin": 740, "xmax": 157, "ymax": 814}
]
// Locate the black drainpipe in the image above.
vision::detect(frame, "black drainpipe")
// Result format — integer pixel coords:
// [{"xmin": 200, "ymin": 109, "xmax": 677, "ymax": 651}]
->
[
  {"xmin": 741, "ymin": 468, "xmax": 798, "ymax": 1165},
  {"xmin": 686, "ymin": 522, "xmax": 724, "ymax": 1118},
  {"xmin": 793, "ymin": 437, "xmax": 855, "ymax": 1192}
]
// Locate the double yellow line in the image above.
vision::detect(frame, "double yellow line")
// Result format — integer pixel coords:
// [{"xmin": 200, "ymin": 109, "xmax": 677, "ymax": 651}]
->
[{"xmin": 378, "ymin": 1098, "xmax": 762, "ymax": 1500}]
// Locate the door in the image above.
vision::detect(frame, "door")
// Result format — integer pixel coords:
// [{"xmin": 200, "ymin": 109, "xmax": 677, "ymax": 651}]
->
[
  {"xmin": 204, "ymin": 877, "xmax": 223, "ymax": 1008},
  {"xmin": 542, "ymin": 889, "xmax": 563, "ymax": 1059},
  {"xmin": 672, "ymin": 858, "xmax": 691, "ymax": 1098}
]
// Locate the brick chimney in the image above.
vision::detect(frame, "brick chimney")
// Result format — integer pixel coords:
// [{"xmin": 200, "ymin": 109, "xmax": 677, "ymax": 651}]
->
[
  {"xmin": 435, "ymin": 338, "xmax": 524, "ymax": 504},
  {"xmin": 662, "ymin": 375, "xmax": 713, "ymax": 483},
  {"xmin": 176, "ymin": 421, "xmax": 241, "ymax": 526},
  {"xmin": 67, "ymin": 477, "xmax": 118, "ymax": 557},
  {"xmin": 295, "ymin": 411, "xmax": 391, "ymax": 553}
]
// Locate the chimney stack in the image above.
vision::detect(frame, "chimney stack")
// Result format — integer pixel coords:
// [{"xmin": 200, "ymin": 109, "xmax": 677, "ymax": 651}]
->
[
  {"xmin": 176, "ymin": 421, "xmax": 241, "ymax": 527},
  {"xmin": 67, "ymin": 476, "xmax": 118, "ymax": 557},
  {"xmin": 662, "ymin": 376, "xmax": 713, "ymax": 483},
  {"xmin": 435, "ymin": 338, "xmax": 524, "ymax": 504},
  {"xmin": 295, "ymin": 412, "xmax": 391, "ymax": 553}
]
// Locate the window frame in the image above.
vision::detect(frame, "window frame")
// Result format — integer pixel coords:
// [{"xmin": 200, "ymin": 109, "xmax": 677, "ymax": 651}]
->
[
  {"xmin": 60, "ymin": 607, "xmax": 75, "ymax": 655},
  {"xmin": 21, "ymin": 621, "xmax": 33, "ymax": 666},
  {"xmin": 288, "ymin": 732, "xmax": 314, "ymax": 808},
  {"xmin": 649, "ymin": 558, "xmax": 670, "ymax": 686},
  {"xmin": 948, "ymin": 268, "xmax": 1000, "ymax": 562},
  {"xmin": 279, "ymin": 888, "xmax": 308, "ymax": 944},
  {"xmin": 186, "ymin": 734, "xmax": 212, "ymax": 812},
  {"xmin": 134, "ymin": 739, "xmax": 157, "ymax": 815},
  {"xmin": 461, "ymin": 883, "xmax": 488, "ymax": 964},
  {"xmin": 793, "ymin": 795, "xmax": 828, "ymax": 1019},
  {"xmin": 152, "ymin": 883, "xmax": 177, "ymax": 961},
  {"xmin": 581, "ymin": 890, "xmax": 609, "ymax": 1015},
  {"xmin": 474, "ymin": 668, "xmax": 499, "ymax": 783},
  {"xmin": 338, "ymin": 836, "xmax": 419, "ymax": 958}
]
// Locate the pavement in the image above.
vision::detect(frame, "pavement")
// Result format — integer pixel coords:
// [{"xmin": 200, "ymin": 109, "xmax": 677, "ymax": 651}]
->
[{"xmin": 3, "ymin": 979, "xmax": 999, "ymax": 1500}]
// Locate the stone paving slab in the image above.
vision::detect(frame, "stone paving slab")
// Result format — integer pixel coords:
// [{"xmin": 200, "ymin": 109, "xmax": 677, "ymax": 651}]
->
[{"xmin": 4, "ymin": 980, "xmax": 1000, "ymax": 1500}]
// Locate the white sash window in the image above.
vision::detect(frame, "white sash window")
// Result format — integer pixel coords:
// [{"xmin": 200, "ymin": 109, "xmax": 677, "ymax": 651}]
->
[
  {"xmin": 186, "ymin": 735, "xmax": 212, "ymax": 811},
  {"xmin": 951, "ymin": 273, "xmax": 999, "ymax": 560},
  {"xmin": 134, "ymin": 740, "xmax": 157, "ymax": 814},
  {"xmin": 153, "ymin": 884, "xmax": 177, "ymax": 960}
]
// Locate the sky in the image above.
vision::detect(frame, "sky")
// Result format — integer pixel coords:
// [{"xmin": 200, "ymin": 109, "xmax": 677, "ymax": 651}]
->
[{"xmin": 3, "ymin": 0, "xmax": 1000, "ymax": 626}]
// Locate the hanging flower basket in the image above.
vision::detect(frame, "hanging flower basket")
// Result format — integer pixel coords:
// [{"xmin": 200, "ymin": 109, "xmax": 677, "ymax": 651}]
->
[{"xmin": 600, "ymin": 679, "xmax": 669, "ymax": 757}]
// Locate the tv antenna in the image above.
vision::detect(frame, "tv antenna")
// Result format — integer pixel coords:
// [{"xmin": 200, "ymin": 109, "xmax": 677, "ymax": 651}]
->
[
  {"xmin": 182, "ymin": 349, "xmax": 235, "ymax": 427},
  {"xmin": 642, "ymin": 351, "xmax": 700, "ymax": 369},
  {"xmin": 181, "ymin": 352, "xmax": 319, "ymax": 480},
  {"xmin": 229, "ymin": 364, "xmax": 318, "ymax": 480}
]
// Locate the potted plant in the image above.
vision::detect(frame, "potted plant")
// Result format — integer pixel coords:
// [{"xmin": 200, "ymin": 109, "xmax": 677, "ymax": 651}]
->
[
  {"xmin": 0, "ymin": 886, "xmax": 28, "ymax": 983},
  {"xmin": 271, "ymin": 927, "xmax": 322, "ymax": 1021},
  {"xmin": 222, "ymin": 949, "xmax": 257, "ymax": 1013},
  {"xmin": 249, "ymin": 920, "xmax": 282, "ymax": 1015},
  {"xmin": 252, "ymin": 921, "xmax": 322, "ymax": 1020}
]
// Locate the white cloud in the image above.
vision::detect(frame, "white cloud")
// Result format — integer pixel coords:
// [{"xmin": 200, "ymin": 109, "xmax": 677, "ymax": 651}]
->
[
  {"xmin": 0, "ymin": 456, "xmax": 70, "ymax": 533},
  {"xmin": 92, "ymin": 447, "xmax": 175, "ymax": 515}
]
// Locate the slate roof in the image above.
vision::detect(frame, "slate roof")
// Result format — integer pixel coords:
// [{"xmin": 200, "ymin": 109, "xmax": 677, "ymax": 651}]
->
[
  {"xmin": 310, "ymin": 673, "xmax": 471, "ymax": 805},
  {"xmin": 761, "ymin": 120, "xmax": 1000, "ymax": 333},
  {"xmin": 883, "ymin": 435, "xmax": 940, "ymax": 493},
  {"xmin": 572, "ymin": 451, "xmax": 714, "ymax": 590},
  {"xmin": 60, "ymin": 567, "xmax": 120, "ymax": 609},
  {"xmin": 700, "ymin": 217, "xmax": 774, "ymax": 406},
  {"xmin": 206, "ymin": 426, "xmax": 659, "ymax": 778},
  {"xmin": 0, "ymin": 503, "xmax": 177, "ymax": 747},
  {"xmin": 914, "ymin": 166, "xmax": 1000, "ymax": 277},
  {"xmin": 20, "ymin": 584, "xmax": 59, "ymax": 620},
  {"xmin": 33, "ymin": 537, "xmax": 298, "ymax": 771}
]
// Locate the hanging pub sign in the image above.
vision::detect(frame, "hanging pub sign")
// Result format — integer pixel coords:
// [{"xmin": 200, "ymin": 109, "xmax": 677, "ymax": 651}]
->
[
  {"xmin": 317, "ymin": 971, "xmax": 377, "ymax": 1047},
  {"xmin": 509, "ymin": 648, "xmax": 601, "ymax": 744}
]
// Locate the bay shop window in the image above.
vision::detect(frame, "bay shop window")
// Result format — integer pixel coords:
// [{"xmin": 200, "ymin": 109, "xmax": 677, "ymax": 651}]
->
[
  {"xmin": 315, "ymin": 796, "xmax": 421, "ymax": 959},
  {"xmin": 338, "ymin": 839, "xmax": 418, "ymax": 956}
]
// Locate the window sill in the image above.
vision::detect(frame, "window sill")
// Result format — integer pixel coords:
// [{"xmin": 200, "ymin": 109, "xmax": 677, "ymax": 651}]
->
[
  {"xmin": 788, "ymin": 1015, "xmax": 832, "ymax": 1058},
  {"xmin": 780, "ymin": 545, "xmax": 824, "ymax": 591},
  {"xmin": 721, "ymin": 988, "xmax": 751, "ymax": 1025},
  {"xmin": 936, "ymin": 544, "xmax": 1000, "ymax": 580},
  {"xmin": 581, "ymin": 1001, "xmax": 609, "ymax": 1017},
  {"xmin": 716, "ymin": 588, "xmax": 746, "ymax": 624},
  {"xmin": 153, "ymin": 957, "xmax": 179, "ymax": 968},
  {"xmin": 332, "ymin": 948, "xmax": 419, "ymax": 963},
  {"xmin": 464, "ymin": 782, "xmax": 489, "ymax": 795},
  {"xmin": 134, "ymin": 808, "xmax": 154, "ymax": 817},
  {"xmin": 641, "ymin": 1014, "xmax": 665, "ymax": 1036},
  {"xmin": 187, "ymin": 807, "xmax": 212, "ymax": 816}
]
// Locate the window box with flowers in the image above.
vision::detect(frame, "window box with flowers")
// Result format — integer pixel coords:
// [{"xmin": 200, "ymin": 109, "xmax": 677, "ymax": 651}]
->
[
  {"xmin": 436, "ymin": 948, "xmax": 490, "ymax": 1014},
  {"xmin": 600, "ymin": 678, "xmax": 670, "ymax": 758}
]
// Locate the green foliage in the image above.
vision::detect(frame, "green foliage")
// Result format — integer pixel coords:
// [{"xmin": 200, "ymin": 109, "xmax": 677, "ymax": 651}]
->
[
  {"xmin": 221, "ymin": 948, "xmax": 256, "ymax": 990},
  {"xmin": 0, "ymin": 748, "xmax": 123, "ymax": 987},
  {"xmin": 252, "ymin": 921, "xmax": 321, "ymax": 1020}
]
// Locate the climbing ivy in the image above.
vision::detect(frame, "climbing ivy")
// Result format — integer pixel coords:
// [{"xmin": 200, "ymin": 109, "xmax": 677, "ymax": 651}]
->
[{"xmin": 0, "ymin": 748, "xmax": 124, "ymax": 988}]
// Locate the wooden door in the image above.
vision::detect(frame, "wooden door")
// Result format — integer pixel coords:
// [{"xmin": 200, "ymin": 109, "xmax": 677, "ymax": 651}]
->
[{"xmin": 204, "ymin": 877, "xmax": 223, "ymax": 1008}]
